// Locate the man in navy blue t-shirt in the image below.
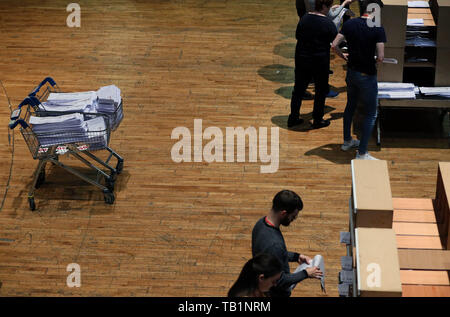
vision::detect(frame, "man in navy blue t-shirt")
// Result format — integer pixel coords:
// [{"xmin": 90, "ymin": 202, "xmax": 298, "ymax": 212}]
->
[{"xmin": 332, "ymin": 0, "xmax": 386, "ymax": 160}]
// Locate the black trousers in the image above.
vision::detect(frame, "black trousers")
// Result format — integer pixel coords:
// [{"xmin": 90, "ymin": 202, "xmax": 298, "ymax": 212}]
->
[{"xmin": 289, "ymin": 50, "xmax": 330, "ymax": 122}]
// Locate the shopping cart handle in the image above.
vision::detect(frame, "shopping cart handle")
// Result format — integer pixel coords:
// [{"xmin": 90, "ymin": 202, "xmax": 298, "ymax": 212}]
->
[
  {"xmin": 9, "ymin": 119, "xmax": 29, "ymax": 130},
  {"xmin": 29, "ymin": 77, "xmax": 57, "ymax": 97},
  {"xmin": 17, "ymin": 97, "xmax": 39, "ymax": 109}
]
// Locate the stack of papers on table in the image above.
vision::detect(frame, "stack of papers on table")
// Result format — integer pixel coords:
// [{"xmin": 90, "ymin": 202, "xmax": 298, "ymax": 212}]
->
[
  {"xmin": 408, "ymin": 1, "xmax": 430, "ymax": 7},
  {"xmin": 378, "ymin": 82, "xmax": 416, "ymax": 99},
  {"xmin": 407, "ymin": 18, "xmax": 424, "ymax": 26},
  {"xmin": 419, "ymin": 87, "xmax": 450, "ymax": 98}
]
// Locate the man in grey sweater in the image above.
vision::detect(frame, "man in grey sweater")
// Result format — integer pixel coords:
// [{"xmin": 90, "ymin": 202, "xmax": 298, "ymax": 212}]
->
[{"xmin": 252, "ymin": 190, "xmax": 323, "ymax": 297}]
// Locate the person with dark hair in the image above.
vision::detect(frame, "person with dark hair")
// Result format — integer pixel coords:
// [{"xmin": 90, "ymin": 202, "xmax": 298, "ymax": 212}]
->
[
  {"xmin": 332, "ymin": 0, "xmax": 386, "ymax": 160},
  {"xmin": 251, "ymin": 190, "xmax": 323, "ymax": 297},
  {"xmin": 288, "ymin": 0, "xmax": 338, "ymax": 129},
  {"xmin": 228, "ymin": 253, "xmax": 283, "ymax": 297}
]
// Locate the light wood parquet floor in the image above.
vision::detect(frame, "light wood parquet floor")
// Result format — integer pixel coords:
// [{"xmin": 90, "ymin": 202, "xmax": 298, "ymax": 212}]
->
[{"xmin": 0, "ymin": 0, "xmax": 449, "ymax": 297}]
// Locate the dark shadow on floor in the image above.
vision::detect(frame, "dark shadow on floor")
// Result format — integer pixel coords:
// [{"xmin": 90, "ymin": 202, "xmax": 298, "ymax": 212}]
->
[
  {"xmin": 279, "ymin": 24, "xmax": 296, "ymax": 39},
  {"xmin": 258, "ymin": 64, "xmax": 294, "ymax": 84},
  {"xmin": 274, "ymin": 42, "xmax": 295, "ymax": 59},
  {"xmin": 304, "ymin": 143, "xmax": 355, "ymax": 164},
  {"xmin": 271, "ymin": 105, "xmax": 339, "ymax": 131}
]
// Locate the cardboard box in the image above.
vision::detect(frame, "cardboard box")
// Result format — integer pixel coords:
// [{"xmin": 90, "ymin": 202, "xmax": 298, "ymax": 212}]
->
[
  {"xmin": 355, "ymin": 228, "xmax": 403, "ymax": 297},
  {"xmin": 381, "ymin": 0, "xmax": 408, "ymax": 47},
  {"xmin": 435, "ymin": 162, "xmax": 450, "ymax": 249},
  {"xmin": 377, "ymin": 47, "xmax": 404, "ymax": 82},
  {"xmin": 435, "ymin": 48, "xmax": 450, "ymax": 86},
  {"xmin": 351, "ymin": 160, "xmax": 394, "ymax": 228}
]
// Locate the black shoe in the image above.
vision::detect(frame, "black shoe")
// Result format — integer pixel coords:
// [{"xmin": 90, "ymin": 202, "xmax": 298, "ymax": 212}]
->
[
  {"xmin": 303, "ymin": 91, "xmax": 314, "ymax": 100},
  {"xmin": 312, "ymin": 119, "xmax": 330, "ymax": 129},
  {"xmin": 287, "ymin": 116, "xmax": 305, "ymax": 128}
]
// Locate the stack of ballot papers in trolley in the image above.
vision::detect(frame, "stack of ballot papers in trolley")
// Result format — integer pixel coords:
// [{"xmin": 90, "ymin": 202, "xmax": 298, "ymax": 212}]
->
[
  {"xmin": 30, "ymin": 113, "xmax": 107, "ymax": 148},
  {"xmin": 378, "ymin": 82, "xmax": 417, "ymax": 99},
  {"xmin": 96, "ymin": 85, "xmax": 123, "ymax": 129},
  {"xmin": 41, "ymin": 91, "xmax": 97, "ymax": 112},
  {"xmin": 38, "ymin": 85, "xmax": 123, "ymax": 130}
]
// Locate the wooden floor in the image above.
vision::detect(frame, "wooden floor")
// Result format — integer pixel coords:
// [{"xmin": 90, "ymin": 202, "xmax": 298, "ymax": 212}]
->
[{"xmin": 0, "ymin": 0, "xmax": 449, "ymax": 297}]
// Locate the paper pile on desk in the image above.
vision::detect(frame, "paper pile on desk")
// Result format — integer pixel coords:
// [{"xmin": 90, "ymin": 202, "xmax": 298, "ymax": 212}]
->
[
  {"xmin": 419, "ymin": 87, "xmax": 450, "ymax": 98},
  {"xmin": 378, "ymin": 82, "xmax": 417, "ymax": 99}
]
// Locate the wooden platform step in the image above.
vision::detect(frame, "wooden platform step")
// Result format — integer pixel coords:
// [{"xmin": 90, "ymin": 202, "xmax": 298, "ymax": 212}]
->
[
  {"xmin": 393, "ymin": 222, "xmax": 440, "ymax": 236},
  {"xmin": 396, "ymin": 235, "xmax": 444, "ymax": 249},
  {"xmin": 402, "ymin": 285, "xmax": 450, "ymax": 297},
  {"xmin": 400, "ymin": 270, "xmax": 450, "ymax": 285},
  {"xmin": 398, "ymin": 250, "xmax": 450, "ymax": 270},
  {"xmin": 392, "ymin": 198, "xmax": 434, "ymax": 211}
]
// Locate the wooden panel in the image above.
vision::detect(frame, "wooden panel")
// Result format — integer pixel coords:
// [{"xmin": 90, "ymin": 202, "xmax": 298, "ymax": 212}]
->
[
  {"xmin": 402, "ymin": 285, "xmax": 450, "ymax": 297},
  {"xmin": 398, "ymin": 249, "xmax": 450, "ymax": 270},
  {"xmin": 400, "ymin": 270, "xmax": 450, "ymax": 285},
  {"xmin": 396, "ymin": 235, "xmax": 444, "ymax": 249},
  {"xmin": 393, "ymin": 222, "xmax": 441, "ymax": 236},
  {"xmin": 392, "ymin": 198, "xmax": 434, "ymax": 211},
  {"xmin": 393, "ymin": 209, "xmax": 438, "ymax": 223}
]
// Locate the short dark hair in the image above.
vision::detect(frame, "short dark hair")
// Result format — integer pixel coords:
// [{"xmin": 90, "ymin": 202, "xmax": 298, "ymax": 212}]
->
[
  {"xmin": 360, "ymin": 0, "xmax": 384, "ymax": 15},
  {"xmin": 315, "ymin": 0, "xmax": 333, "ymax": 11},
  {"xmin": 272, "ymin": 190, "xmax": 303, "ymax": 214}
]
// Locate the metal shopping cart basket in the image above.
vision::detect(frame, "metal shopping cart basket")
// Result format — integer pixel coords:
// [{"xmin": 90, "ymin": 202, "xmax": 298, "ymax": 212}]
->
[
  {"xmin": 28, "ymin": 77, "xmax": 124, "ymax": 131},
  {"xmin": 9, "ymin": 98, "xmax": 124, "ymax": 211}
]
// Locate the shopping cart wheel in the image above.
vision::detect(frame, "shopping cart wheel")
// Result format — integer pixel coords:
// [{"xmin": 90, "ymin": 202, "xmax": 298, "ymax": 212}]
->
[
  {"xmin": 116, "ymin": 159, "xmax": 124, "ymax": 174},
  {"xmin": 35, "ymin": 170, "xmax": 45, "ymax": 189},
  {"xmin": 103, "ymin": 190, "xmax": 115, "ymax": 204},
  {"xmin": 28, "ymin": 197, "xmax": 36, "ymax": 211}
]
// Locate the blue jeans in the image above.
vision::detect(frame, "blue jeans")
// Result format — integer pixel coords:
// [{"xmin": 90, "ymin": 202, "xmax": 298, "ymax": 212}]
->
[{"xmin": 343, "ymin": 68, "xmax": 378, "ymax": 155}]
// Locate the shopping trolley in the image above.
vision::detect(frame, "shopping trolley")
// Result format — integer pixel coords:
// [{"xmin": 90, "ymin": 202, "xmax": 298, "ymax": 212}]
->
[
  {"xmin": 9, "ymin": 97, "xmax": 123, "ymax": 211},
  {"xmin": 29, "ymin": 77, "xmax": 124, "ymax": 131}
]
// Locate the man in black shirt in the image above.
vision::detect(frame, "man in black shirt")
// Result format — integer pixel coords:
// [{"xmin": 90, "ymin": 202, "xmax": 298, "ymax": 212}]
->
[
  {"xmin": 332, "ymin": 0, "xmax": 386, "ymax": 160},
  {"xmin": 252, "ymin": 190, "xmax": 323, "ymax": 297},
  {"xmin": 288, "ymin": 0, "xmax": 337, "ymax": 129}
]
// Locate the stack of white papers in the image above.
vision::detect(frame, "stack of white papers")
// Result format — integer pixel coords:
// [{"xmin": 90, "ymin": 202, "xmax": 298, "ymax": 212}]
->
[
  {"xmin": 30, "ymin": 113, "xmax": 108, "ymax": 148},
  {"xmin": 419, "ymin": 87, "xmax": 450, "ymax": 98},
  {"xmin": 85, "ymin": 116, "xmax": 108, "ymax": 149},
  {"xmin": 378, "ymin": 82, "xmax": 416, "ymax": 99},
  {"xmin": 38, "ymin": 85, "xmax": 123, "ymax": 131},
  {"xmin": 408, "ymin": 1, "xmax": 429, "ymax": 7},
  {"xmin": 96, "ymin": 85, "xmax": 123, "ymax": 130},
  {"xmin": 41, "ymin": 91, "xmax": 97, "ymax": 112},
  {"xmin": 407, "ymin": 18, "xmax": 424, "ymax": 26}
]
